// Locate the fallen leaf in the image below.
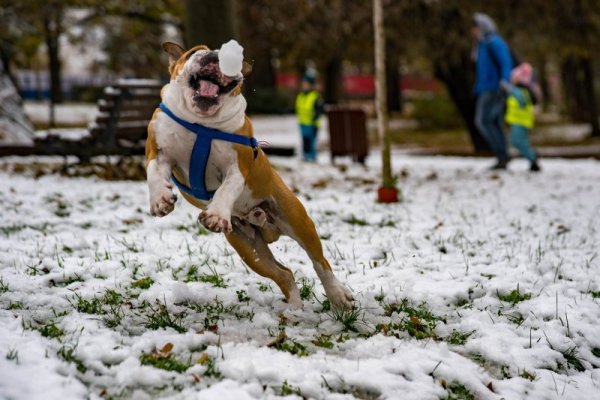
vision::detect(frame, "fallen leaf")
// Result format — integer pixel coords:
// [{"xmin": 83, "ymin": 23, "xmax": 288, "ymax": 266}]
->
[{"xmin": 159, "ymin": 342, "xmax": 173, "ymax": 354}]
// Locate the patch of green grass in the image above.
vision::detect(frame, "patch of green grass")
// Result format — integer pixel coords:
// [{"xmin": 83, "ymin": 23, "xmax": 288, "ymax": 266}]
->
[
  {"xmin": 497, "ymin": 285, "xmax": 531, "ymax": 304},
  {"xmin": 257, "ymin": 282, "xmax": 270, "ymax": 292},
  {"xmin": 380, "ymin": 299, "xmax": 445, "ymax": 340},
  {"xmin": 139, "ymin": 352, "xmax": 191, "ymax": 373},
  {"xmin": 445, "ymin": 329, "xmax": 475, "ymax": 345},
  {"xmin": 503, "ymin": 311, "xmax": 526, "ymax": 326},
  {"xmin": 60, "ymin": 273, "xmax": 85, "ymax": 286},
  {"xmin": 0, "ymin": 277, "xmax": 9, "ymax": 293},
  {"xmin": 374, "ymin": 288, "xmax": 386, "ymax": 304},
  {"xmin": 70, "ymin": 290, "xmax": 124, "ymax": 327},
  {"xmin": 319, "ymin": 298, "xmax": 331, "ymax": 312},
  {"xmin": 279, "ymin": 380, "xmax": 303, "ymax": 397},
  {"xmin": 299, "ymin": 277, "xmax": 314, "ymax": 301},
  {"xmin": 592, "ymin": 348, "xmax": 600, "ymax": 358},
  {"xmin": 57, "ymin": 339, "xmax": 86, "ymax": 373},
  {"xmin": 443, "ymin": 380, "xmax": 475, "ymax": 400},
  {"xmin": 519, "ymin": 369, "xmax": 537, "ymax": 381},
  {"xmin": 343, "ymin": 215, "xmax": 369, "ymax": 226},
  {"xmin": 0, "ymin": 225, "xmax": 26, "ymax": 237},
  {"xmin": 74, "ymin": 295, "xmax": 103, "ymax": 314},
  {"xmin": 7, "ymin": 301, "xmax": 24, "ymax": 310},
  {"xmin": 236, "ymin": 289, "xmax": 250, "ymax": 303},
  {"xmin": 268, "ymin": 331, "xmax": 309, "ymax": 357},
  {"xmin": 379, "ymin": 219, "xmax": 396, "ymax": 228},
  {"xmin": 312, "ymin": 334, "xmax": 334, "ymax": 349},
  {"xmin": 132, "ymin": 277, "xmax": 154, "ymax": 290},
  {"xmin": 187, "ymin": 298, "xmax": 251, "ymax": 330},
  {"xmin": 104, "ymin": 302, "xmax": 124, "ymax": 328},
  {"xmin": 329, "ymin": 306, "xmax": 362, "ymax": 332},
  {"xmin": 145, "ymin": 300, "xmax": 187, "ymax": 333},
  {"xmin": 561, "ymin": 346, "xmax": 585, "ymax": 372},
  {"xmin": 199, "ymin": 274, "xmax": 227, "ymax": 288},
  {"xmin": 103, "ymin": 289, "xmax": 122, "ymax": 305},
  {"xmin": 588, "ymin": 291, "xmax": 600, "ymax": 298},
  {"xmin": 453, "ymin": 298, "xmax": 471, "ymax": 308},
  {"xmin": 39, "ymin": 322, "xmax": 63, "ymax": 338},
  {"xmin": 186, "ymin": 265, "xmax": 227, "ymax": 288}
]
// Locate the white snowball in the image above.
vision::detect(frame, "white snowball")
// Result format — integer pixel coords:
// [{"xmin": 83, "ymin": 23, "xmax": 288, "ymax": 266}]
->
[{"xmin": 218, "ymin": 40, "xmax": 244, "ymax": 77}]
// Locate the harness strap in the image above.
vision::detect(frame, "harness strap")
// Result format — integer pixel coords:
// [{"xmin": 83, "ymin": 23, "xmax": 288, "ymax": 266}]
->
[{"xmin": 158, "ymin": 102, "xmax": 258, "ymax": 201}]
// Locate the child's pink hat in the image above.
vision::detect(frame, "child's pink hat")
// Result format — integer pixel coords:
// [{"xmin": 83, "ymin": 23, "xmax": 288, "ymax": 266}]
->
[{"xmin": 511, "ymin": 63, "xmax": 533, "ymax": 85}]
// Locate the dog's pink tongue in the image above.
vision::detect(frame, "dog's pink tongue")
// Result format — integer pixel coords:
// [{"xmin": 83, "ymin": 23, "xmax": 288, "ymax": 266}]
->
[{"xmin": 199, "ymin": 80, "xmax": 219, "ymax": 97}]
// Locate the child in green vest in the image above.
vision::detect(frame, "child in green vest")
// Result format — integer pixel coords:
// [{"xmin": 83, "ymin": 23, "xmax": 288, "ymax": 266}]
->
[
  {"xmin": 505, "ymin": 63, "xmax": 541, "ymax": 171},
  {"xmin": 295, "ymin": 73, "xmax": 324, "ymax": 162}
]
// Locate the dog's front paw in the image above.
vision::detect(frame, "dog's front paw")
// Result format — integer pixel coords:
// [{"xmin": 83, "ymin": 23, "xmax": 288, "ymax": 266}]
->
[
  {"xmin": 150, "ymin": 185, "xmax": 177, "ymax": 217},
  {"xmin": 327, "ymin": 283, "xmax": 354, "ymax": 311},
  {"xmin": 198, "ymin": 210, "xmax": 232, "ymax": 233}
]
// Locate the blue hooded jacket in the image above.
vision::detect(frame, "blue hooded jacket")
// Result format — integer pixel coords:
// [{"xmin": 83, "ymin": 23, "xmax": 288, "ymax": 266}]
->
[{"xmin": 473, "ymin": 13, "xmax": 513, "ymax": 95}]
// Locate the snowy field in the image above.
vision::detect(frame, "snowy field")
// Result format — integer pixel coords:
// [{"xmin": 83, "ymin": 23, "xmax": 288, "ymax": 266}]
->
[{"xmin": 1, "ymin": 153, "xmax": 599, "ymax": 400}]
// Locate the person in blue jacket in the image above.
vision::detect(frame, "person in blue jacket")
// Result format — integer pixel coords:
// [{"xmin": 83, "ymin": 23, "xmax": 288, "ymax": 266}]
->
[{"xmin": 472, "ymin": 13, "xmax": 525, "ymax": 170}]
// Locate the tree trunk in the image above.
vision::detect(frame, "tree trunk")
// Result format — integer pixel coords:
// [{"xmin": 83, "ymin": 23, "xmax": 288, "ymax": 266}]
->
[
  {"xmin": 42, "ymin": 5, "xmax": 63, "ymax": 129},
  {"xmin": 581, "ymin": 57, "xmax": 600, "ymax": 137},
  {"xmin": 323, "ymin": 56, "xmax": 342, "ymax": 104},
  {"xmin": 373, "ymin": 0, "xmax": 394, "ymax": 192},
  {"xmin": 434, "ymin": 60, "xmax": 491, "ymax": 153},
  {"xmin": 536, "ymin": 56, "xmax": 550, "ymax": 112},
  {"xmin": 184, "ymin": 0, "xmax": 238, "ymax": 49},
  {"xmin": 561, "ymin": 56, "xmax": 587, "ymax": 122},
  {"xmin": 385, "ymin": 41, "xmax": 402, "ymax": 113}
]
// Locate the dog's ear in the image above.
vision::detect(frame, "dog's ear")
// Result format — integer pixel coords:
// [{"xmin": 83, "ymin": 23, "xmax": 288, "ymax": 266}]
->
[
  {"xmin": 162, "ymin": 42, "xmax": 185, "ymax": 69},
  {"xmin": 241, "ymin": 60, "xmax": 253, "ymax": 77}
]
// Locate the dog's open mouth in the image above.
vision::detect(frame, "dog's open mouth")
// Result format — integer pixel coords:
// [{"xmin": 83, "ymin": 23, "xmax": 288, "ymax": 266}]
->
[{"xmin": 189, "ymin": 74, "xmax": 239, "ymax": 100}]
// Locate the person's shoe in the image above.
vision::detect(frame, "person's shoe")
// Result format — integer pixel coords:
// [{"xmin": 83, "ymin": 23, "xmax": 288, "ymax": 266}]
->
[
  {"xmin": 489, "ymin": 159, "xmax": 508, "ymax": 170},
  {"xmin": 530, "ymin": 160, "xmax": 541, "ymax": 172}
]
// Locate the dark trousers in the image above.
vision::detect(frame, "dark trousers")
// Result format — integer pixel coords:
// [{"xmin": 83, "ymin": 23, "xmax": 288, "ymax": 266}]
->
[{"xmin": 475, "ymin": 91, "xmax": 509, "ymax": 161}]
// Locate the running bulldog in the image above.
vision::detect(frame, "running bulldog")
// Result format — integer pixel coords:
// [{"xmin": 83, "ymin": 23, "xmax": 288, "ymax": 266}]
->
[{"xmin": 145, "ymin": 41, "xmax": 353, "ymax": 310}]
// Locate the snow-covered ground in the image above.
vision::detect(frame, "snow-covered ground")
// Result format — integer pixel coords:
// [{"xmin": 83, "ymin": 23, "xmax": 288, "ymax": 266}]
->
[{"xmin": 1, "ymin": 152, "xmax": 599, "ymax": 400}]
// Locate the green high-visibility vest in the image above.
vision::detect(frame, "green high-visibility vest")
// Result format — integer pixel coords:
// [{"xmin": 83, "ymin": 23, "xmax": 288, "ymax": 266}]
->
[
  {"xmin": 505, "ymin": 87, "xmax": 534, "ymax": 128},
  {"xmin": 295, "ymin": 90, "xmax": 321, "ymax": 127}
]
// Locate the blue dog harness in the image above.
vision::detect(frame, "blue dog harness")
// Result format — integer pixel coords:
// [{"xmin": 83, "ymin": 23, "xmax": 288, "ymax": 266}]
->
[{"xmin": 159, "ymin": 102, "xmax": 258, "ymax": 201}]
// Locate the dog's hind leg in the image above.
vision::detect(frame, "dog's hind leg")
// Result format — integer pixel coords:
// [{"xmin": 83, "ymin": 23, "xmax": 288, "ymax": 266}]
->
[
  {"xmin": 225, "ymin": 218, "xmax": 302, "ymax": 309},
  {"xmin": 271, "ymin": 194, "xmax": 354, "ymax": 310}
]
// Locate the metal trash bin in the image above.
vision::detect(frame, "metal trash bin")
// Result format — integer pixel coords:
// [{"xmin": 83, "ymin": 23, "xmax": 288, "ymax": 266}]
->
[{"xmin": 326, "ymin": 106, "xmax": 368, "ymax": 164}]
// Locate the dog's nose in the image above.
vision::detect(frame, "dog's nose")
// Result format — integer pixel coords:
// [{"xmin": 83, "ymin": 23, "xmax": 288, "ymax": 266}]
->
[{"xmin": 198, "ymin": 51, "xmax": 218, "ymax": 66}]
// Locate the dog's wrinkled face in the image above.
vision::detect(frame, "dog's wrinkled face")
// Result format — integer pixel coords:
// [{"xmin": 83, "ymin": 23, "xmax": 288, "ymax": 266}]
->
[{"xmin": 163, "ymin": 42, "xmax": 249, "ymax": 117}]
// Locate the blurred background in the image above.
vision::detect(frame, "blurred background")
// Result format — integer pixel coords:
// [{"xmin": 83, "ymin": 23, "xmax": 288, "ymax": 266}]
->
[{"xmin": 1, "ymin": 0, "xmax": 599, "ymax": 156}]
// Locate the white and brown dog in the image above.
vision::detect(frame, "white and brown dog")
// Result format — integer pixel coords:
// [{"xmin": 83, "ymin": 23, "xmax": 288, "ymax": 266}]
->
[{"xmin": 145, "ymin": 42, "xmax": 353, "ymax": 310}]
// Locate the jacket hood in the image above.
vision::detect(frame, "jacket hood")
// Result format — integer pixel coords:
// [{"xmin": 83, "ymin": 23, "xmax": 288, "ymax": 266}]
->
[{"xmin": 473, "ymin": 13, "xmax": 497, "ymax": 36}]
